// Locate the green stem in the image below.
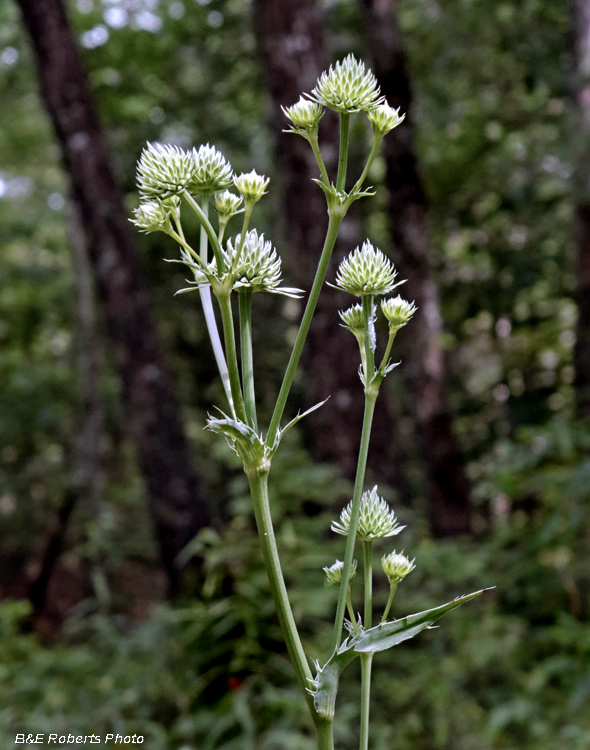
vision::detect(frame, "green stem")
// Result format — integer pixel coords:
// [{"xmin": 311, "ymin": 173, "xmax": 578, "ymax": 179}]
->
[
  {"xmin": 363, "ymin": 541, "xmax": 373, "ymax": 630},
  {"xmin": 238, "ymin": 288, "xmax": 257, "ymax": 430},
  {"xmin": 353, "ymin": 134, "xmax": 383, "ymax": 193},
  {"xmin": 247, "ymin": 469, "xmax": 315, "ymax": 716},
  {"xmin": 233, "ymin": 203, "xmax": 253, "ymax": 271},
  {"xmin": 362, "ymin": 296, "xmax": 375, "ymax": 383},
  {"xmin": 377, "ymin": 328, "xmax": 397, "ymax": 378},
  {"xmin": 315, "ymin": 717, "xmax": 335, "ymax": 750},
  {"xmin": 331, "ymin": 393, "xmax": 377, "ymax": 654},
  {"xmin": 182, "ymin": 191, "xmax": 225, "ymax": 272},
  {"xmin": 336, "ymin": 113, "xmax": 351, "ymax": 192},
  {"xmin": 309, "ymin": 130, "xmax": 330, "ymax": 186},
  {"xmin": 199, "ymin": 194, "xmax": 210, "ymax": 264},
  {"xmin": 381, "ymin": 581, "xmax": 398, "ymax": 623},
  {"xmin": 346, "ymin": 588, "xmax": 359, "ymax": 634},
  {"xmin": 217, "ymin": 292, "xmax": 247, "ymax": 423},
  {"xmin": 266, "ymin": 213, "xmax": 343, "ymax": 446},
  {"xmin": 359, "ymin": 653, "xmax": 374, "ymax": 750}
]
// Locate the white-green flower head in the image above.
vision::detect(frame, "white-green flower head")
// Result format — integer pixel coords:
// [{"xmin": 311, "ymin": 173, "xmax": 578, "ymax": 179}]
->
[
  {"xmin": 381, "ymin": 296, "xmax": 417, "ymax": 330},
  {"xmin": 309, "ymin": 54, "xmax": 384, "ymax": 114},
  {"xmin": 336, "ymin": 241, "xmax": 399, "ymax": 296},
  {"xmin": 282, "ymin": 96, "xmax": 324, "ymax": 130},
  {"xmin": 131, "ymin": 200, "xmax": 171, "ymax": 234},
  {"xmin": 233, "ymin": 170, "xmax": 270, "ymax": 204},
  {"xmin": 323, "ymin": 558, "xmax": 358, "ymax": 587},
  {"xmin": 136, "ymin": 142, "xmax": 194, "ymax": 200},
  {"xmin": 212, "ymin": 189, "xmax": 243, "ymax": 219},
  {"xmin": 190, "ymin": 143, "xmax": 233, "ymax": 194},
  {"xmin": 225, "ymin": 230, "xmax": 301, "ymax": 297},
  {"xmin": 332, "ymin": 486, "xmax": 405, "ymax": 543},
  {"xmin": 339, "ymin": 304, "xmax": 365, "ymax": 335},
  {"xmin": 381, "ymin": 550, "xmax": 415, "ymax": 584},
  {"xmin": 367, "ymin": 103, "xmax": 405, "ymax": 136}
]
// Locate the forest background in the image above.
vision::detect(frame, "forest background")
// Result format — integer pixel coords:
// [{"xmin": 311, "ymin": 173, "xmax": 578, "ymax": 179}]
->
[{"xmin": 1, "ymin": 0, "xmax": 589, "ymax": 748}]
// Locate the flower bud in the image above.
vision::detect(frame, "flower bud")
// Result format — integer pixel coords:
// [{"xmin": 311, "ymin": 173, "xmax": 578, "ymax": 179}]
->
[
  {"xmin": 282, "ymin": 96, "xmax": 324, "ymax": 130},
  {"xmin": 335, "ymin": 241, "xmax": 399, "ymax": 296},
  {"xmin": 332, "ymin": 486, "xmax": 405, "ymax": 543},
  {"xmin": 190, "ymin": 144, "xmax": 233, "ymax": 194},
  {"xmin": 339, "ymin": 304, "xmax": 365, "ymax": 335},
  {"xmin": 131, "ymin": 200, "xmax": 171, "ymax": 234},
  {"xmin": 212, "ymin": 189, "xmax": 243, "ymax": 219},
  {"xmin": 324, "ymin": 559, "xmax": 358, "ymax": 586},
  {"xmin": 233, "ymin": 170, "xmax": 270, "ymax": 204},
  {"xmin": 381, "ymin": 550, "xmax": 415, "ymax": 583},
  {"xmin": 136, "ymin": 142, "xmax": 194, "ymax": 200},
  {"xmin": 367, "ymin": 103, "xmax": 405, "ymax": 136},
  {"xmin": 309, "ymin": 54, "xmax": 384, "ymax": 114},
  {"xmin": 381, "ymin": 296, "xmax": 417, "ymax": 330}
]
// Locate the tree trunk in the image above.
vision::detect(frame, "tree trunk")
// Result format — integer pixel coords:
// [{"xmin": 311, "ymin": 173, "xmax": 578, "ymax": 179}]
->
[
  {"xmin": 360, "ymin": 0, "xmax": 471, "ymax": 535},
  {"xmin": 252, "ymin": 0, "xmax": 408, "ymax": 496},
  {"xmin": 15, "ymin": 0, "xmax": 211, "ymax": 592},
  {"xmin": 572, "ymin": 0, "xmax": 590, "ymax": 416}
]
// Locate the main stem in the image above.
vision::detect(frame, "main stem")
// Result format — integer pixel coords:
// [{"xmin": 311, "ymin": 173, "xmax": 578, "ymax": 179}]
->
[
  {"xmin": 360, "ymin": 541, "xmax": 374, "ymax": 750},
  {"xmin": 247, "ymin": 469, "xmax": 315, "ymax": 715},
  {"xmin": 266, "ymin": 213, "xmax": 343, "ymax": 446},
  {"xmin": 336, "ymin": 113, "xmax": 350, "ymax": 192},
  {"xmin": 239, "ymin": 288, "xmax": 257, "ymax": 430},
  {"xmin": 331, "ymin": 393, "xmax": 377, "ymax": 654}
]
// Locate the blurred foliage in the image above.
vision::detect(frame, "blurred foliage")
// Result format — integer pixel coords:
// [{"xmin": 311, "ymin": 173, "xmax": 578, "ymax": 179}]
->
[{"xmin": 1, "ymin": 0, "xmax": 589, "ymax": 747}]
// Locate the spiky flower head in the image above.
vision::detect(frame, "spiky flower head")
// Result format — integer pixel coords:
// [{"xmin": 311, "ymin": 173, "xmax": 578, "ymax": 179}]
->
[
  {"xmin": 335, "ymin": 241, "xmax": 399, "ymax": 296},
  {"xmin": 224, "ymin": 230, "xmax": 301, "ymax": 297},
  {"xmin": 212, "ymin": 189, "xmax": 243, "ymax": 219},
  {"xmin": 339, "ymin": 303, "xmax": 365, "ymax": 335},
  {"xmin": 381, "ymin": 550, "xmax": 416, "ymax": 583},
  {"xmin": 367, "ymin": 103, "xmax": 405, "ymax": 136},
  {"xmin": 309, "ymin": 54, "xmax": 384, "ymax": 114},
  {"xmin": 324, "ymin": 559, "xmax": 358, "ymax": 586},
  {"xmin": 131, "ymin": 200, "xmax": 172, "ymax": 234},
  {"xmin": 190, "ymin": 144, "xmax": 233, "ymax": 194},
  {"xmin": 381, "ymin": 296, "xmax": 417, "ymax": 330},
  {"xmin": 233, "ymin": 170, "xmax": 270, "ymax": 204},
  {"xmin": 282, "ymin": 96, "xmax": 324, "ymax": 131},
  {"xmin": 332, "ymin": 486, "xmax": 405, "ymax": 543},
  {"xmin": 136, "ymin": 142, "xmax": 194, "ymax": 200}
]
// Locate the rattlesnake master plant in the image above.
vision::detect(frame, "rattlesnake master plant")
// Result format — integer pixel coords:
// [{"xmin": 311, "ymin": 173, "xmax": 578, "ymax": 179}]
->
[{"xmin": 132, "ymin": 53, "xmax": 490, "ymax": 750}]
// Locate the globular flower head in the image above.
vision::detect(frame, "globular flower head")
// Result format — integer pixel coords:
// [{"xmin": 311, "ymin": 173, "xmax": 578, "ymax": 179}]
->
[
  {"xmin": 233, "ymin": 170, "xmax": 270, "ymax": 204},
  {"xmin": 367, "ymin": 103, "xmax": 405, "ymax": 136},
  {"xmin": 335, "ymin": 241, "xmax": 399, "ymax": 296},
  {"xmin": 332, "ymin": 486, "xmax": 405, "ymax": 543},
  {"xmin": 339, "ymin": 303, "xmax": 365, "ymax": 335},
  {"xmin": 190, "ymin": 144, "xmax": 233, "ymax": 194},
  {"xmin": 225, "ymin": 230, "xmax": 301, "ymax": 297},
  {"xmin": 381, "ymin": 296, "xmax": 417, "ymax": 330},
  {"xmin": 131, "ymin": 200, "xmax": 171, "ymax": 234},
  {"xmin": 381, "ymin": 550, "xmax": 415, "ymax": 584},
  {"xmin": 136, "ymin": 142, "xmax": 194, "ymax": 200},
  {"xmin": 212, "ymin": 189, "xmax": 243, "ymax": 219},
  {"xmin": 323, "ymin": 558, "xmax": 358, "ymax": 586},
  {"xmin": 309, "ymin": 54, "xmax": 384, "ymax": 114},
  {"xmin": 282, "ymin": 96, "xmax": 324, "ymax": 131}
]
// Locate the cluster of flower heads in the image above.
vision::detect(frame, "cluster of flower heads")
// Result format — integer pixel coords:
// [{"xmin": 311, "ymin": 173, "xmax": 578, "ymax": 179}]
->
[{"xmin": 282, "ymin": 53, "xmax": 404, "ymax": 136}]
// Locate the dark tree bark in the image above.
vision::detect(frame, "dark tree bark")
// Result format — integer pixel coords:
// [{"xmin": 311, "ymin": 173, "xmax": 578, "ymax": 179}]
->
[
  {"xmin": 360, "ymin": 0, "xmax": 472, "ymax": 535},
  {"xmin": 571, "ymin": 0, "xmax": 590, "ymax": 416},
  {"xmin": 252, "ymin": 0, "xmax": 408, "ymax": 495},
  {"xmin": 15, "ymin": 0, "xmax": 211, "ymax": 592}
]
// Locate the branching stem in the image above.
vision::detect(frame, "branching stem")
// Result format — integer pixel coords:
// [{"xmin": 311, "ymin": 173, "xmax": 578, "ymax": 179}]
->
[{"xmin": 238, "ymin": 288, "xmax": 257, "ymax": 430}]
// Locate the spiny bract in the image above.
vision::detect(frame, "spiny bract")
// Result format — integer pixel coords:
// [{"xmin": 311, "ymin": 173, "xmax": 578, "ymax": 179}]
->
[
  {"xmin": 336, "ymin": 241, "xmax": 399, "ymax": 296},
  {"xmin": 381, "ymin": 296, "xmax": 417, "ymax": 329},
  {"xmin": 332, "ymin": 486, "xmax": 405, "ymax": 543},
  {"xmin": 324, "ymin": 559, "xmax": 358, "ymax": 586},
  {"xmin": 136, "ymin": 142, "xmax": 194, "ymax": 200},
  {"xmin": 309, "ymin": 54, "xmax": 384, "ymax": 114},
  {"xmin": 381, "ymin": 550, "xmax": 416, "ymax": 583},
  {"xmin": 190, "ymin": 144, "xmax": 233, "ymax": 194}
]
